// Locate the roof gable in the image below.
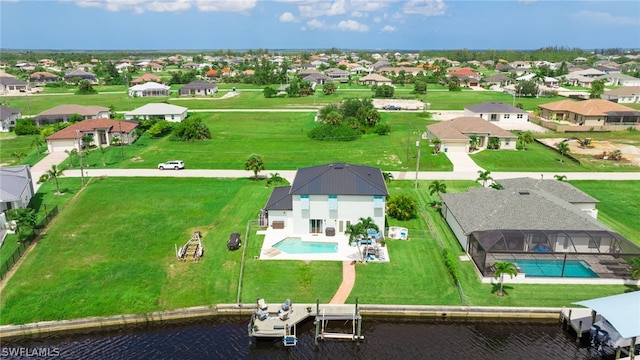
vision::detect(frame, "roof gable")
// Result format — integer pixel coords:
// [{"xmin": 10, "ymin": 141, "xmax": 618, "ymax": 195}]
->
[{"xmin": 290, "ymin": 163, "xmax": 388, "ymax": 196}]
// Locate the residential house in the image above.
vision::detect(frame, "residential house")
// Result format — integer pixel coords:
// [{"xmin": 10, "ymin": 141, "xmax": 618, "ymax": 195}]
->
[
  {"xmin": 263, "ymin": 163, "xmax": 389, "ymax": 235},
  {"xmin": 481, "ymin": 74, "xmax": 512, "ymax": 88},
  {"xmin": 45, "ymin": 119, "xmax": 138, "ymax": 153},
  {"xmin": 464, "ymin": 102, "xmax": 530, "ymax": 124},
  {"xmin": 0, "ymin": 165, "xmax": 35, "ymax": 212},
  {"xmin": 358, "ymin": 74, "xmax": 393, "ymax": 86},
  {"xmin": 440, "ymin": 178, "xmax": 639, "ymax": 280},
  {"xmin": 562, "ymin": 72, "xmax": 595, "ymax": 87},
  {"xmin": 148, "ymin": 62, "xmax": 164, "ymax": 72},
  {"xmin": 538, "ymin": 99, "xmax": 640, "ymax": 127},
  {"xmin": 596, "ymin": 73, "xmax": 640, "ymax": 87},
  {"xmin": 128, "ymin": 82, "xmax": 170, "ymax": 97},
  {"xmin": 124, "ymin": 103, "xmax": 188, "ymax": 122},
  {"xmin": 302, "ymin": 73, "xmax": 332, "ymax": 86},
  {"xmin": 601, "ymin": 86, "xmax": 640, "ymax": 104},
  {"xmin": 33, "ymin": 104, "xmax": 110, "ymax": 126},
  {"xmin": 63, "ymin": 69, "xmax": 97, "ymax": 83},
  {"xmin": 0, "ymin": 77, "xmax": 28, "ymax": 93},
  {"xmin": 178, "ymin": 80, "xmax": 218, "ymax": 96},
  {"xmin": 29, "ymin": 72, "xmax": 59, "ymax": 84},
  {"xmin": 131, "ymin": 73, "xmax": 162, "ymax": 85},
  {"xmin": 0, "ymin": 106, "xmax": 21, "ymax": 132},
  {"xmin": 325, "ymin": 68, "xmax": 350, "ymax": 82},
  {"xmin": 377, "ymin": 66, "xmax": 422, "ymax": 76},
  {"xmin": 425, "ymin": 117, "xmax": 517, "ymax": 153}
]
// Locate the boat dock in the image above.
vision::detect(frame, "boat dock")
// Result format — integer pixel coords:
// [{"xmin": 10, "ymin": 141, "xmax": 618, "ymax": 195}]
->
[
  {"xmin": 248, "ymin": 299, "xmax": 363, "ymax": 346},
  {"xmin": 560, "ymin": 307, "xmax": 600, "ymax": 343}
]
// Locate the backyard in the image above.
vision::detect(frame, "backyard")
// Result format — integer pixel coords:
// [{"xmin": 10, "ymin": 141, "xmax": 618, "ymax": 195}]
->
[{"xmin": 0, "ymin": 177, "xmax": 637, "ymax": 325}]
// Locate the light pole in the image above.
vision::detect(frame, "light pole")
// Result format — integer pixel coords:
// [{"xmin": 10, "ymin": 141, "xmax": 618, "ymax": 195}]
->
[
  {"xmin": 77, "ymin": 130, "xmax": 85, "ymax": 187},
  {"xmin": 414, "ymin": 139, "xmax": 421, "ymax": 189}
]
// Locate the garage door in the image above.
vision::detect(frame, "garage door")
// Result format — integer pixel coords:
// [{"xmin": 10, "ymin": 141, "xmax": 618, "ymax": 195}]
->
[
  {"xmin": 442, "ymin": 142, "xmax": 467, "ymax": 153},
  {"xmin": 49, "ymin": 139, "xmax": 76, "ymax": 153}
]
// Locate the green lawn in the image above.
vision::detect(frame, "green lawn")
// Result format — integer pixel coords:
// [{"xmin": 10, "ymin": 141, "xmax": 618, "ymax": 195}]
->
[
  {"xmin": 62, "ymin": 112, "xmax": 453, "ymax": 172},
  {"xmin": 1, "ymin": 178, "xmax": 636, "ymax": 325},
  {"xmin": 0, "ymin": 133, "xmax": 47, "ymax": 167},
  {"xmin": 470, "ymin": 141, "xmax": 640, "ymax": 172}
]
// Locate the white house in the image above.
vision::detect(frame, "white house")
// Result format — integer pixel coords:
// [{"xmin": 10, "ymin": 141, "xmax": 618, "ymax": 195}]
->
[
  {"xmin": 0, "ymin": 165, "xmax": 35, "ymax": 212},
  {"xmin": 128, "ymin": 82, "xmax": 170, "ymax": 97},
  {"xmin": 601, "ymin": 86, "xmax": 640, "ymax": 104},
  {"xmin": 426, "ymin": 117, "xmax": 517, "ymax": 153},
  {"xmin": 0, "ymin": 105, "xmax": 21, "ymax": 132},
  {"xmin": 464, "ymin": 102, "xmax": 530, "ymax": 125},
  {"xmin": 124, "ymin": 103, "xmax": 188, "ymax": 122},
  {"xmin": 263, "ymin": 163, "xmax": 389, "ymax": 236}
]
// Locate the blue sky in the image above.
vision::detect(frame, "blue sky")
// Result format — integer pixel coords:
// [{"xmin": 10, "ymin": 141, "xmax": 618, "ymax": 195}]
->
[{"xmin": 1, "ymin": 0, "xmax": 639, "ymax": 51}]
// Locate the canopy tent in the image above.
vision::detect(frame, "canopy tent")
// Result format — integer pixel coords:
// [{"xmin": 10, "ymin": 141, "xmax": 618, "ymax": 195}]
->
[{"xmin": 574, "ymin": 291, "xmax": 640, "ymax": 339}]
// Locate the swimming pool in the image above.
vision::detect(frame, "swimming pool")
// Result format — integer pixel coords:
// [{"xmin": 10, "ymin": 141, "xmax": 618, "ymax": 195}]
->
[
  {"xmin": 272, "ymin": 237, "xmax": 338, "ymax": 254},
  {"xmin": 510, "ymin": 259, "xmax": 598, "ymax": 278}
]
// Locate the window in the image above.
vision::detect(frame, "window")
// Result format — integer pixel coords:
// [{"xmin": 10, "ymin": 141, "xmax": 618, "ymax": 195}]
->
[
  {"xmin": 517, "ymin": 114, "xmax": 523, "ymax": 119},
  {"xmin": 310, "ymin": 219, "xmax": 323, "ymax": 234},
  {"xmin": 328, "ymin": 195, "xmax": 338, "ymax": 210},
  {"xmin": 504, "ymin": 114, "xmax": 510, "ymax": 119},
  {"xmin": 588, "ymin": 236, "xmax": 601, "ymax": 249},
  {"xmin": 490, "ymin": 114, "xmax": 497, "ymax": 121},
  {"xmin": 300, "ymin": 195, "xmax": 309, "ymax": 210},
  {"xmin": 373, "ymin": 196, "xmax": 384, "ymax": 208}
]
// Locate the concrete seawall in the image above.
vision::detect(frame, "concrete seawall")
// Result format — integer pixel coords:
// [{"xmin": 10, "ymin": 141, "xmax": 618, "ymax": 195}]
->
[{"xmin": 0, "ymin": 304, "xmax": 566, "ymax": 342}]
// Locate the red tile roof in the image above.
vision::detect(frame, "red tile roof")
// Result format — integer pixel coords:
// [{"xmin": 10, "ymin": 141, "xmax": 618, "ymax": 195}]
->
[{"xmin": 46, "ymin": 119, "xmax": 138, "ymax": 140}]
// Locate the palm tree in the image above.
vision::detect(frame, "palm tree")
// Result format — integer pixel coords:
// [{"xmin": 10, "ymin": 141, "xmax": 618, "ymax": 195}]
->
[
  {"xmin": 554, "ymin": 174, "xmax": 567, "ymax": 181},
  {"xmin": 431, "ymin": 137, "xmax": 442, "ymax": 154},
  {"xmin": 266, "ymin": 172, "xmax": 284, "ymax": 186},
  {"xmin": 493, "ymin": 261, "xmax": 518, "ymax": 297},
  {"xmin": 557, "ymin": 141, "xmax": 570, "ymax": 163},
  {"xmin": 383, "ymin": 172, "xmax": 394, "ymax": 183},
  {"xmin": 12, "ymin": 151, "xmax": 27, "ymax": 163},
  {"xmin": 358, "ymin": 217, "xmax": 379, "ymax": 232},
  {"xmin": 468, "ymin": 135, "xmax": 479, "ymax": 151},
  {"xmin": 517, "ymin": 131, "xmax": 533, "ymax": 150},
  {"xmin": 64, "ymin": 148, "xmax": 78, "ymax": 168},
  {"xmin": 487, "ymin": 136, "xmax": 500, "ymax": 150},
  {"xmin": 489, "ymin": 182, "xmax": 504, "ymax": 190},
  {"xmin": 46, "ymin": 165, "xmax": 65, "ymax": 195},
  {"xmin": 428, "ymin": 180, "xmax": 447, "ymax": 198},
  {"xmin": 476, "ymin": 170, "xmax": 493, "ymax": 187},
  {"xmin": 31, "ymin": 137, "xmax": 45, "ymax": 155},
  {"xmin": 98, "ymin": 145, "xmax": 107, "ymax": 167},
  {"xmin": 244, "ymin": 153, "xmax": 265, "ymax": 180}
]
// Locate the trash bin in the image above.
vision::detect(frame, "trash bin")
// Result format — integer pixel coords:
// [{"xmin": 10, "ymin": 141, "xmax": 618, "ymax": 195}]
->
[{"xmin": 444, "ymin": 148, "xmax": 448, "ymax": 152}]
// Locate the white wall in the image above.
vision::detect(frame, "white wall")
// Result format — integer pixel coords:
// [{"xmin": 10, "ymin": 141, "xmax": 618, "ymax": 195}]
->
[
  {"xmin": 442, "ymin": 204, "xmax": 468, "ymax": 252},
  {"xmin": 291, "ymin": 194, "xmax": 385, "ymax": 234}
]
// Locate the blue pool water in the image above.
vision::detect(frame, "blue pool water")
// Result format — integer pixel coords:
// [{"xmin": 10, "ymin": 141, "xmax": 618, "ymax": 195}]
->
[
  {"xmin": 511, "ymin": 259, "xmax": 598, "ymax": 278},
  {"xmin": 273, "ymin": 237, "xmax": 338, "ymax": 254}
]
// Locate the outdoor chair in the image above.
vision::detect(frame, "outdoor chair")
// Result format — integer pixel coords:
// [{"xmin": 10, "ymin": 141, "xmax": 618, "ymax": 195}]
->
[{"xmin": 257, "ymin": 298, "xmax": 268, "ymax": 311}]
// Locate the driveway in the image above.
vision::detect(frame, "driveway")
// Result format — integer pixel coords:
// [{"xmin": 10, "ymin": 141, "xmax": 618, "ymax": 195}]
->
[{"xmin": 30, "ymin": 152, "xmax": 68, "ymax": 192}]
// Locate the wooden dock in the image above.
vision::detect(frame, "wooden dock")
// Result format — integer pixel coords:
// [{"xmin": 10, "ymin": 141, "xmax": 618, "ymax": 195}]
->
[{"xmin": 560, "ymin": 307, "xmax": 601, "ymax": 343}]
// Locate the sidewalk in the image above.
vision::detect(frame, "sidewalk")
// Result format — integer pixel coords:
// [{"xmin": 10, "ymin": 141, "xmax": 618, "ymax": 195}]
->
[{"xmin": 29, "ymin": 152, "xmax": 68, "ymax": 193}]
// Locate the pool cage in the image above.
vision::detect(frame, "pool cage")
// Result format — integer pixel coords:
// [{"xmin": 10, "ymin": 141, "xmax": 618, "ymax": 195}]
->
[{"xmin": 469, "ymin": 230, "xmax": 640, "ymax": 279}]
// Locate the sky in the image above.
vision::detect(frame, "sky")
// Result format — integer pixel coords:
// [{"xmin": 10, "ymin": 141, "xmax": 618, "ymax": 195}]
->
[{"xmin": 1, "ymin": 0, "xmax": 639, "ymax": 51}]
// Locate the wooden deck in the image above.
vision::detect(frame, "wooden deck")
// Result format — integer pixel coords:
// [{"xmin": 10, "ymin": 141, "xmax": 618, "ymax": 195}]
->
[{"xmin": 561, "ymin": 307, "xmax": 600, "ymax": 335}]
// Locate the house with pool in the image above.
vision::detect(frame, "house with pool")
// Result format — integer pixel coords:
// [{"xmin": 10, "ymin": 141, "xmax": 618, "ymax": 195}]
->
[
  {"xmin": 440, "ymin": 178, "xmax": 640, "ymax": 285},
  {"xmin": 260, "ymin": 163, "xmax": 389, "ymax": 261}
]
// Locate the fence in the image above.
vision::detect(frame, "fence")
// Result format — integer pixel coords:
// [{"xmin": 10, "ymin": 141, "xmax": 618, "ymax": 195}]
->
[{"xmin": 0, "ymin": 206, "xmax": 58, "ymax": 281}]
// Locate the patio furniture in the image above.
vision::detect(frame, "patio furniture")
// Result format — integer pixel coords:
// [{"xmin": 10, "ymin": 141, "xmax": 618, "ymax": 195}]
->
[{"xmin": 257, "ymin": 298, "xmax": 268, "ymax": 311}]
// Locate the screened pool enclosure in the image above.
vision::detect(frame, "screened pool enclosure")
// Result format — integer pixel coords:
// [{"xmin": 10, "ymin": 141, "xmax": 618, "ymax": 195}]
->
[{"xmin": 470, "ymin": 229, "xmax": 640, "ymax": 279}]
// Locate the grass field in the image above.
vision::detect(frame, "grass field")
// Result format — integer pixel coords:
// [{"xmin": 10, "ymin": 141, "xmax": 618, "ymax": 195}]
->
[
  {"xmin": 1, "ymin": 177, "xmax": 636, "ymax": 325},
  {"xmin": 59, "ymin": 112, "xmax": 453, "ymax": 172}
]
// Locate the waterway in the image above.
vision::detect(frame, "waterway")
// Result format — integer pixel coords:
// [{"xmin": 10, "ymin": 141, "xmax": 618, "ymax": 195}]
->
[{"xmin": 2, "ymin": 317, "xmax": 614, "ymax": 360}]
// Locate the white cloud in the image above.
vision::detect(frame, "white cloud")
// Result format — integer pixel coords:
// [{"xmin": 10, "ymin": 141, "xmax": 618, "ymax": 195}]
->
[
  {"xmin": 299, "ymin": 0, "xmax": 347, "ymax": 18},
  {"xmin": 381, "ymin": 25, "xmax": 396, "ymax": 32},
  {"xmin": 402, "ymin": 0, "xmax": 446, "ymax": 16},
  {"xmin": 74, "ymin": 0, "xmax": 190, "ymax": 13},
  {"xmin": 336, "ymin": 19, "xmax": 368, "ymax": 32},
  {"xmin": 306, "ymin": 18, "xmax": 326, "ymax": 30},
  {"xmin": 572, "ymin": 10, "xmax": 638, "ymax": 26},
  {"xmin": 195, "ymin": 0, "xmax": 257, "ymax": 13},
  {"xmin": 351, "ymin": 10, "xmax": 364, "ymax": 18},
  {"xmin": 279, "ymin": 11, "xmax": 296, "ymax": 22}
]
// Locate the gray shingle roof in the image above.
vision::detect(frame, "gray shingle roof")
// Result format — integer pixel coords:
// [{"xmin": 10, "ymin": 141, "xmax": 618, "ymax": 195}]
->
[
  {"xmin": 0, "ymin": 165, "xmax": 31, "ymax": 202},
  {"xmin": 264, "ymin": 186, "xmax": 292, "ymax": 211},
  {"xmin": 465, "ymin": 102, "xmax": 528, "ymax": 114},
  {"xmin": 497, "ymin": 178, "xmax": 599, "ymax": 204},
  {"xmin": 179, "ymin": 80, "xmax": 218, "ymax": 90},
  {"xmin": 290, "ymin": 163, "xmax": 388, "ymax": 196},
  {"xmin": 441, "ymin": 187, "xmax": 608, "ymax": 234},
  {"xmin": 0, "ymin": 105, "xmax": 21, "ymax": 120}
]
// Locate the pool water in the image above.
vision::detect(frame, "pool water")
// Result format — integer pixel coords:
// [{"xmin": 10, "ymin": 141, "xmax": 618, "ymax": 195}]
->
[
  {"xmin": 273, "ymin": 237, "xmax": 338, "ymax": 254},
  {"xmin": 511, "ymin": 259, "xmax": 598, "ymax": 278}
]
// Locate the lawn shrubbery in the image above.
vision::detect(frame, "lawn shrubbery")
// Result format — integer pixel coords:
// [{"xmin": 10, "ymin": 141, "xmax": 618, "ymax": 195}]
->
[
  {"xmin": 308, "ymin": 98, "xmax": 388, "ymax": 141},
  {"xmin": 442, "ymin": 248, "xmax": 460, "ymax": 284},
  {"xmin": 307, "ymin": 123, "xmax": 360, "ymax": 141},
  {"xmin": 387, "ymin": 194, "xmax": 418, "ymax": 220}
]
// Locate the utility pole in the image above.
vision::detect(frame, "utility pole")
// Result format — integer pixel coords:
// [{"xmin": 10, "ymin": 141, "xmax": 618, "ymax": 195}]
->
[
  {"xmin": 77, "ymin": 130, "xmax": 85, "ymax": 187},
  {"xmin": 119, "ymin": 120, "xmax": 124, "ymax": 161},
  {"xmin": 414, "ymin": 139, "xmax": 421, "ymax": 189}
]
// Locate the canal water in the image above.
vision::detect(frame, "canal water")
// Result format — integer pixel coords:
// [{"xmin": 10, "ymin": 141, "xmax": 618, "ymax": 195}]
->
[{"xmin": 3, "ymin": 317, "xmax": 613, "ymax": 360}]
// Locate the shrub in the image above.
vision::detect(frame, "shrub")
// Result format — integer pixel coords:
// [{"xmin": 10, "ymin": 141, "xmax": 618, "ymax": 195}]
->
[
  {"xmin": 442, "ymin": 248, "xmax": 460, "ymax": 284},
  {"xmin": 14, "ymin": 118, "xmax": 40, "ymax": 135},
  {"xmin": 373, "ymin": 123, "xmax": 391, "ymax": 135},
  {"xmin": 307, "ymin": 123, "xmax": 360, "ymax": 141},
  {"xmin": 386, "ymin": 194, "xmax": 417, "ymax": 221},
  {"xmin": 147, "ymin": 120, "xmax": 173, "ymax": 138},
  {"xmin": 172, "ymin": 116, "xmax": 212, "ymax": 141}
]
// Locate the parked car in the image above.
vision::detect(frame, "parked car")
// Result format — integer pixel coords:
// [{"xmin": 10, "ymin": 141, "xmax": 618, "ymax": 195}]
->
[
  {"xmin": 383, "ymin": 105, "xmax": 401, "ymax": 110},
  {"xmin": 158, "ymin": 160, "xmax": 184, "ymax": 170}
]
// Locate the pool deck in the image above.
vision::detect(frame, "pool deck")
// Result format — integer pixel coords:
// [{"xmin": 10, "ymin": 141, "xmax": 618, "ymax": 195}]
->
[{"xmin": 258, "ymin": 229, "xmax": 389, "ymax": 262}]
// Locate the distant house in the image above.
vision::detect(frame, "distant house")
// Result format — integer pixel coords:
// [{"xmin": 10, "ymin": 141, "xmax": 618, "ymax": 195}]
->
[
  {"xmin": 596, "ymin": 73, "xmax": 640, "ymax": 87},
  {"xmin": 0, "ymin": 105, "xmax": 21, "ymax": 132},
  {"xmin": 131, "ymin": 73, "xmax": 162, "ymax": 85},
  {"xmin": 178, "ymin": 80, "xmax": 218, "ymax": 96},
  {"xmin": 63, "ymin": 69, "xmax": 97, "ymax": 83},
  {"xmin": 325, "ymin": 68, "xmax": 350, "ymax": 82},
  {"xmin": 464, "ymin": 102, "xmax": 530, "ymax": 124},
  {"xmin": 601, "ymin": 86, "xmax": 640, "ymax": 104},
  {"xmin": 29, "ymin": 71, "xmax": 59, "ymax": 84},
  {"xmin": 302, "ymin": 72, "xmax": 332, "ymax": 86},
  {"xmin": 0, "ymin": 77, "xmax": 28, "ymax": 93},
  {"xmin": 45, "ymin": 119, "xmax": 138, "ymax": 153},
  {"xmin": 263, "ymin": 163, "xmax": 389, "ymax": 235},
  {"xmin": 481, "ymin": 74, "xmax": 512, "ymax": 87},
  {"xmin": 538, "ymin": 99, "xmax": 640, "ymax": 127},
  {"xmin": 33, "ymin": 104, "xmax": 110, "ymax": 126},
  {"xmin": 124, "ymin": 103, "xmax": 188, "ymax": 122},
  {"xmin": 128, "ymin": 82, "xmax": 170, "ymax": 97},
  {"xmin": 426, "ymin": 117, "xmax": 517, "ymax": 153},
  {"xmin": 358, "ymin": 74, "xmax": 392, "ymax": 86},
  {"xmin": 0, "ymin": 165, "xmax": 35, "ymax": 212}
]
